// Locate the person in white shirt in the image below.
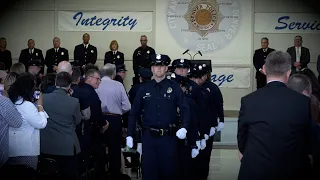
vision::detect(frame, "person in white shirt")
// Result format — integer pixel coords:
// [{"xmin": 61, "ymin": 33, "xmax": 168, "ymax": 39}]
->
[{"xmin": 6, "ymin": 74, "xmax": 48, "ymax": 170}]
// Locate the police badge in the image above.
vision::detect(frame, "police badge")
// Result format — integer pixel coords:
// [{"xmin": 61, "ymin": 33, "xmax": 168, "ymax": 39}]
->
[
  {"xmin": 36, "ymin": 53, "xmax": 38, "ymax": 56},
  {"xmin": 117, "ymin": 55, "xmax": 120, "ymax": 59},
  {"xmin": 147, "ymin": 50, "xmax": 150, "ymax": 54},
  {"xmin": 61, "ymin": 52, "xmax": 64, "ymax": 55},
  {"xmin": 167, "ymin": 87, "xmax": 173, "ymax": 93},
  {"xmin": 91, "ymin": 50, "xmax": 94, "ymax": 53}
]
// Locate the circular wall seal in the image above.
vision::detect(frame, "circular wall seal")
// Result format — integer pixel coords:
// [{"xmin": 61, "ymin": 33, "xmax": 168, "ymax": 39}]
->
[{"xmin": 166, "ymin": 0, "xmax": 241, "ymax": 54}]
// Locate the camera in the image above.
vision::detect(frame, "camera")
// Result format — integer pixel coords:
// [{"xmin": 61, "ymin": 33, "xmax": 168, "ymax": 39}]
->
[{"xmin": 33, "ymin": 90, "xmax": 40, "ymax": 100}]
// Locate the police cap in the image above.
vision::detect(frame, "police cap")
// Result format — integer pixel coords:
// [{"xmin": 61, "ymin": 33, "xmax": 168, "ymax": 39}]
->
[
  {"xmin": 172, "ymin": 58, "xmax": 191, "ymax": 68},
  {"xmin": 116, "ymin": 64, "xmax": 127, "ymax": 73},
  {"xmin": 137, "ymin": 68, "xmax": 153, "ymax": 78},
  {"xmin": 150, "ymin": 54, "xmax": 171, "ymax": 66}
]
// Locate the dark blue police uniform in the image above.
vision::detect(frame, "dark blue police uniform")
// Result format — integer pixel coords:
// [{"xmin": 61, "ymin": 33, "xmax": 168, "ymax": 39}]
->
[{"xmin": 127, "ymin": 54, "xmax": 190, "ymax": 180}]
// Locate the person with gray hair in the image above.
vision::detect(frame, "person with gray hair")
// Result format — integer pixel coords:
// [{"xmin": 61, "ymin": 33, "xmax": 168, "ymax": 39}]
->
[
  {"xmin": 237, "ymin": 51, "xmax": 320, "ymax": 179},
  {"xmin": 96, "ymin": 63, "xmax": 130, "ymax": 179},
  {"xmin": 45, "ymin": 37, "xmax": 69, "ymax": 73}
]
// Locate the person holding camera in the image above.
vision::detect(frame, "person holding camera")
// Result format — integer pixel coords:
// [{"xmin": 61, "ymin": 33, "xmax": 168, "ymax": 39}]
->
[{"xmin": 5, "ymin": 74, "xmax": 48, "ymax": 170}]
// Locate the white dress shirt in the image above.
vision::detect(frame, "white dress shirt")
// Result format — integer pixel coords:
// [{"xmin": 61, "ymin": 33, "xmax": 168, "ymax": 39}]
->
[
  {"xmin": 8, "ymin": 98, "xmax": 48, "ymax": 157},
  {"xmin": 295, "ymin": 47, "xmax": 301, "ymax": 62}
]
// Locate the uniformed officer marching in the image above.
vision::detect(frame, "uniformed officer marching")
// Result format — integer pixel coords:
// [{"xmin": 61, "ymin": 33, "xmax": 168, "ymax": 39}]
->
[
  {"xmin": 132, "ymin": 35, "xmax": 156, "ymax": 86},
  {"xmin": 170, "ymin": 74, "xmax": 200, "ymax": 180},
  {"xmin": 19, "ymin": 39, "xmax": 45, "ymax": 75},
  {"xmin": 73, "ymin": 33, "xmax": 97, "ymax": 75},
  {"xmin": 172, "ymin": 58, "xmax": 191, "ymax": 77},
  {"xmin": 45, "ymin": 37, "xmax": 69, "ymax": 73},
  {"xmin": 126, "ymin": 54, "xmax": 190, "ymax": 180}
]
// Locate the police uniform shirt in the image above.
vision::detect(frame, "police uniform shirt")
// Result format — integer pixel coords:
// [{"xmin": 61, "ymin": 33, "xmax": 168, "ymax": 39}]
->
[
  {"xmin": 132, "ymin": 46, "xmax": 156, "ymax": 73},
  {"xmin": 74, "ymin": 43, "xmax": 97, "ymax": 66},
  {"xmin": 0, "ymin": 49, "xmax": 12, "ymax": 71},
  {"xmin": 45, "ymin": 47, "xmax": 69, "ymax": 73},
  {"xmin": 19, "ymin": 48, "xmax": 44, "ymax": 73},
  {"xmin": 127, "ymin": 78, "xmax": 190, "ymax": 137},
  {"xmin": 104, "ymin": 51, "xmax": 124, "ymax": 66}
]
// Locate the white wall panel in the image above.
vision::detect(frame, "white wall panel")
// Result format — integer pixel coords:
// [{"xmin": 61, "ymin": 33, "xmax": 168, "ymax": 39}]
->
[
  {"xmin": 254, "ymin": 0, "xmax": 317, "ymax": 13},
  {"xmin": 12, "ymin": 0, "xmax": 54, "ymax": 11}
]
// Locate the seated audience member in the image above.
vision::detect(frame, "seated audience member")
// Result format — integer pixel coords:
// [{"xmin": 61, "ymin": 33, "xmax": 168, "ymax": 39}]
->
[
  {"xmin": 6, "ymin": 74, "xmax": 48, "ymax": 170},
  {"xmin": 0, "ymin": 70, "xmax": 7, "ymax": 94},
  {"xmin": 41, "ymin": 72, "xmax": 81, "ymax": 180},
  {"xmin": 10, "ymin": 63, "xmax": 25, "ymax": 75},
  {"xmin": 0, "ymin": 96, "xmax": 23, "ymax": 168},
  {"xmin": 287, "ymin": 74, "xmax": 320, "ymax": 123},
  {"xmin": 298, "ymin": 68, "xmax": 320, "ymax": 101},
  {"xmin": 57, "ymin": 61, "xmax": 72, "ymax": 74},
  {"xmin": 40, "ymin": 73, "xmax": 56, "ymax": 93},
  {"xmin": 2, "ymin": 72, "xmax": 19, "ymax": 97}
]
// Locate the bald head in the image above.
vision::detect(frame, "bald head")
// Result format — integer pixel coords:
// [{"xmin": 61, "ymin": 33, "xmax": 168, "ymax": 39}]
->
[{"xmin": 57, "ymin": 61, "xmax": 72, "ymax": 74}]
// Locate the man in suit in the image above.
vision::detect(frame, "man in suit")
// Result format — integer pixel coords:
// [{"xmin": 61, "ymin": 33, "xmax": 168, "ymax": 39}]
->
[
  {"xmin": 41, "ymin": 72, "xmax": 81, "ymax": 180},
  {"xmin": 238, "ymin": 51, "xmax": 318, "ymax": 180},
  {"xmin": 19, "ymin": 39, "xmax": 44, "ymax": 75},
  {"xmin": 253, "ymin": 37, "xmax": 275, "ymax": 89},
  {"xmin": 73, "ymin": 33, "xmax": 97, "ymax": 75},
  {"xmin": 45, "ymin": 37, "xmax": 69, "ymax": 74},
  {"xmin": 286, "ymin": 35, "xmax": 310, "ymax": 74}
]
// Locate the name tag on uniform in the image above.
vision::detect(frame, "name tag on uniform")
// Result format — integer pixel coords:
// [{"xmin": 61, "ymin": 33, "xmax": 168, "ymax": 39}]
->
[{"xmin": 143, "ymin": 93, "xmax": 151, "ymax": 99}]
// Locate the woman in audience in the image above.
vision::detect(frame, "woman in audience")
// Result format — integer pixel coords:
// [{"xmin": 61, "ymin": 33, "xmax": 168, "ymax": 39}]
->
[
  {"xmin": 0, "ymin": 70, "xmax": 7, "ymax": 94},
  {"xmin": 10, "ymin": 63, "xmax": 25, "ymax": 75},
  {"xmin": 2, "ymin": 72, "xmax": 19, "ymax": 96},
  {"xmin": 299, "ymin": 68, "xmax": 320, "ymax": 101},
  {"xmin": 6, "ymin": 74, "xmax": 48, "ymax": 170},
  {"xmin": 40, "ymin": 73, "xmax": 56, "ymax": 93},
  {"xmin": 104, "ymin": 40, "xmax": 125, "ymax": 66}
]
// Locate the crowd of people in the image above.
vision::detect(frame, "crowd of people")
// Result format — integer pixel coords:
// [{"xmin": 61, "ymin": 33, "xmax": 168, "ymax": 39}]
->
[{"xmin": 0, "ymin": 33, "xmax": 225, "ymax": 180}]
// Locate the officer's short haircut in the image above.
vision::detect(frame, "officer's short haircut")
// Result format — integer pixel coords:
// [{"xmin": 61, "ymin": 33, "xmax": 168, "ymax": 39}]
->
[
  {"xmin": 261, "ymin": 37, "xmax": 269, "ymax": 43},
  {"xmin": 287, "ymin": 74, "xmax": 312, "ymax": 95},
  {"xmin": 295, "ymin": 35, "xmax": 302, "ymax": 40},
  {"xmin": 83, "ymin": 33, "xmax": 90, "ymax": 38},
  {"xmin": 0, "ymin": 37, "xmax": 6, "ymax": 41},
  {"xmin": 264, "ymin": 51, "xmax": 291, "ymax": 77},
  {"xmin": 100, "ymin": 63, "xmax": 116, "ymax": 78},
  {"xmin": 140, "ymin": 35, "xmax": 147, "ymax": 39},
  {"xmin": 53, "ymin": 37, "xmax": 60, "ymax": 41},
  {"xmin": 71, "ymin": 67, "xmax": 81, "ymax": 83},
  {"xmin": 85, "ymin": 69, "xmax": 100, "ymax": 81},
  {"xmin": 28, "ymin": 39, "xmax": 34, "ymax": 43},
  {"xmin": 55, "ymin": 72, "xmax": 72, "ymax": 88}
]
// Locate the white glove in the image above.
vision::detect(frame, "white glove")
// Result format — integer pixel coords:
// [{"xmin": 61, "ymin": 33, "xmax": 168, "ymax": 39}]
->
[
  {"xmin": 204, "ymin": 134, "xmax": 209, "ymax": 141},
  {"xmin": 176, "ymin": 128, "xmax": 187, "ymax": 139},
  {"xmin": 216, "ymin": 122, "xmax": 224, "ymax": 132},
  {"xmin": 137, "ymin": 143, "xmax": 142, "ymax": 155},
  {"xmin": 209, "ymin": 127, "xmax": 215, "ymax": 137},
  {"xmin": 200, "ymin": 139, "xmax": 206, "ymax": 150},
  {"xmin": 126, "ymin": 136, "xmax": 133, "ymax": 148},
  {"xmin": 191, "ymin": 148, "xmax": 199, "ymax": 158},
  {"xmin": 196, "ymin": 140, "xmax": 201, "ymax": 150}
]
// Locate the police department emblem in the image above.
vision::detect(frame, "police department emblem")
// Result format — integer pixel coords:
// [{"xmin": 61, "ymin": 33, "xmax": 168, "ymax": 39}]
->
[
  {"xmin": 166, "ymin": 0, "xmax": 241, "ymax": 53},
  {"xmin": 61, "ymin": 52, "xmax": 64, "ymax": 55},
  {"xmin": 167, "ymin": 87, "xmax": 173, "ymax": 93},
  {"xmin": 156, "ymin": 54, "xmax": 161, "ymax": 60}
]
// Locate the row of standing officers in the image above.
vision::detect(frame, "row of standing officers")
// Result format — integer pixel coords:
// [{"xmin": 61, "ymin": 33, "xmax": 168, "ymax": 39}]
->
[
  {"xmin": 0, "ymin": 34, "xmax": 155, "ymax": 79},
  {"xmin": 126, "ymin": 54, "xmax": 224, "ymax": 180}
]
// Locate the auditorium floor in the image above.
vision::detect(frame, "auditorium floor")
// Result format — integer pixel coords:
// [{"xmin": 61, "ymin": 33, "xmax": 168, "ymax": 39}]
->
[{"xmin": 125, "ymin": 149, "xmax": 240, "ymax": 180}]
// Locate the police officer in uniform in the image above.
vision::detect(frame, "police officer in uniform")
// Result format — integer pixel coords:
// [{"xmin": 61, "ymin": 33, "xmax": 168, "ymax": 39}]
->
[
  {"xmin": 27, "ymin": 59, "xmax": 43, "ymax": 87},
  {"xmin": 73, "ymin": 33, "xmax": 97, "ymax": 75},
  {"xmin": 128, "ymin": 68, "xmax": 153, "ymax": 104},
  {"xmin": 198, "ymin": 63, "xmax": 225, "ymax": 179},
  {"xmin": 104, "ymin": 40, "xmax": 124, "ymax": 66},
  {"xmin": 132, "ymin": 35, "xmax": 156, "ymax": 86},
  {"xmin": 253, "ymin": 37, "xmax": 275, "ymax": 89},
  {"xmin": 19, "ymin": 39, "xmax": 45, "ymax": 75},
  {"xmin": 172, "ymin": 58, "xmax": 191, "ymax": 77},
  {"xmin": 45, "ymin": 37, "xmax": 69, "ymax": 73},
  {"xmin": 170, "ymin": 74, "xmax": 199, "ymax": 180},
  {"xmin": 126, "ymin": 54, "xmax": 190, "ymax": 180}
]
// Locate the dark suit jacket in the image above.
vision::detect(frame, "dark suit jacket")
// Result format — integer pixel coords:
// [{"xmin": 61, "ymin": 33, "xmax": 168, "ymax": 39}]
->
[
  {"xmin": 73, "ymin": 44, "xmax": 97, "ymax": 66},
  {"xmin": 41, "ymin": 89, "xmax": 81, "ymax": 156},
  {"xmin": 45, "ymin": 47, "xmax": 69, "ymax": 73},
  {"xmin": 237, "ymin": 81, "xmax": 315, "ymax": 180},
  {"xmin": 132, "ymin": 46, "xmax": 155, "ymax": 74},
  {"xmin": 286, "ymin": 46, "xmax": 310, "ymax": 73},
  {"xmin": 19, "ymin": 48, "xmax": 44, "ymax": 74},
  {"xmin": 104, "ymin": 51, "xmax": 124, "ymax": 66},
  {"xmin": 253, "ymin": 48, "xmax": 275, "ymax": 77}
]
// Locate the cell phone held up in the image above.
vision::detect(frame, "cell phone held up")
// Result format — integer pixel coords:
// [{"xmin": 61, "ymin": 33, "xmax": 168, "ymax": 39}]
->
[{"xmin": 33, "ymin": 90, "xmax": 41, "ymax": 100}]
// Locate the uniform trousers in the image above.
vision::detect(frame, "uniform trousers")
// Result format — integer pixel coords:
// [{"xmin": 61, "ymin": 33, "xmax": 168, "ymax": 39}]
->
[
  {"xmin": 141, "ymin": 131, "xmax": 178, "ymax": 180},
  {"xmin": 177, "ymin": 139, "xmax": 192, "ymax": 180},
  {"xmin": 104, "ymin": 114, "xmax": 122, "ymax": 180}
]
